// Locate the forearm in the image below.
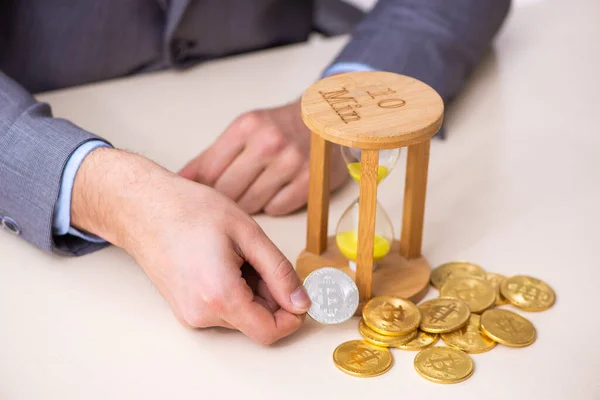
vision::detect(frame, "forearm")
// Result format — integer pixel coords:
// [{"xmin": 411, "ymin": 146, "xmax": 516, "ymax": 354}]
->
[{"xmin": 71, "ymin": 147, "xmax": 173, "ymax": 251}]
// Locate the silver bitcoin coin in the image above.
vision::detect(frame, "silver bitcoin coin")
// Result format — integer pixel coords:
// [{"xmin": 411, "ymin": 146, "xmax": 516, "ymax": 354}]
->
[{"xmin": 303, "ymin": 267, "xmax": 359, "ymax": 324}]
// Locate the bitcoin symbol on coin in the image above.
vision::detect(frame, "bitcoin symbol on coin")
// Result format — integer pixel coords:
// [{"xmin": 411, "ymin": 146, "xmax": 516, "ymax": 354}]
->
[
  {"xmin": 348, "ymin": 345, "xmax": 380, "ymax": 368},
  {"xmin": 305, "ymin": 268, "xmax": 359, "ymax": 324},
  {"xmin": 333, "ymin": 340, "xmax": 392, "ymax": 377},
  {"xmin": 415, "ymin": 347, "xmax": 475, "ymax": 383},
  {"xmin": 508, "ymin": 282, "xmax": 550, "ymax": 302},
  {"xmin": 316, "ymin": 275, "xmax": 344, "ymax": 317},
  {"xmin": 452, "ymin": 284, "xmax": 480, "ymax": 302},
  {"xmin": 379, "ymin": 302, "xmax": 406, "ymax": 327},
  {"xmin": 500, "ymin": 276, "xmax": 555, "ymax": 311},
  {"xmin": 495, "ymin": 314, "xmax": 525, "ymax": 335},
  {"xmin": 428, "ymin": 303, "xmax": 459, "ymax": 323},
  {"xmin": 423, "ymin": 353, "xmax": 461, "ymax": 374}
]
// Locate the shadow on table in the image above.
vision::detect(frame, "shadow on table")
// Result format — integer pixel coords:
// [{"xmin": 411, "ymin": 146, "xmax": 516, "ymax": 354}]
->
[{"xmin": 271, "ymin": 317, "xmax": 328, "ymax": 348}]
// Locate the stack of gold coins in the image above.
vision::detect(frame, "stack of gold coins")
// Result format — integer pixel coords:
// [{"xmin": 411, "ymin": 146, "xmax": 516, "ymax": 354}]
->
[
  {"xmin": 333, "ymin": 295, "xmax": 423, "ymax": 378},
  {"xmin": 332, "ymin": 261, "xmax": 556, "ymax": 383}
]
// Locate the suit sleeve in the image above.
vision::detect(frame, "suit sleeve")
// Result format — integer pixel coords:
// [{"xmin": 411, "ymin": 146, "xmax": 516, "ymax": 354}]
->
[
  {"xmin": 0, "ymin": 71, "xmax": 110, "ymax": 255},
  {"xmin": 330, "ymin": 0, "xmax": 511, "ymax": 104}
]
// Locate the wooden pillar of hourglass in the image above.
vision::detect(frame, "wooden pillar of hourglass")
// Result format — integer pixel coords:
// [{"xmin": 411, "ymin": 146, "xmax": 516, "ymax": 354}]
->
[{"xmin": 296, "ymin": 71, "xmax": 444, "ymax": 311}]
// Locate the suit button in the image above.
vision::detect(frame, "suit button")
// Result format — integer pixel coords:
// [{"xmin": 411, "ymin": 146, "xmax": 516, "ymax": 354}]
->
[{"xmin": 2, "ymin": 217, "xmax": 21, "ymax": 235}]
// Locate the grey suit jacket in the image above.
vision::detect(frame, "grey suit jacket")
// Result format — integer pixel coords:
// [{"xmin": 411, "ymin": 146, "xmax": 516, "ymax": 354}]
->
[{"xmin": 0, "ymin": 0, "xmax": 510, "ymax": 255}]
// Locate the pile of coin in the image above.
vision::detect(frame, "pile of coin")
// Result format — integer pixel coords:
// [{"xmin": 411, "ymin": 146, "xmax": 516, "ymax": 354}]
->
[{"xmin": 329, "ymin": 261, "xmax": 556, "ymax": 382}]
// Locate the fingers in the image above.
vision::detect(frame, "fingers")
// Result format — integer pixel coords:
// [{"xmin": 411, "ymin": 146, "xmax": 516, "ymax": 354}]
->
[
  {"xmin": 226, "ymin": 292, "xmax": 304, "ymax": 345},
  {"xmin": 237, "ymin": 146, "xmax": 305, "ymax": 214},
  {"xmin": 264, "ymin": 169, "xmax": 310, "ymax": 216},
  {"xmin": 178, "ymin": 111, "xmax": 274, "ymax": 187},
  {"xmin": 263, "ymin": 153, "xmax": 350, "ymax": 216},
  {"xmin": 178, "ymin": 113, "xmax": 258, "ymax": 184},
  {"xmin": 213, "ymin": 122, "xmax": 289, "ymax": 200},
  {"xmin": 255, "ymin": 278, "xmax": 280, "ymax": 313},
  {"xmin": 178, "ymin": 140, "xmax": 243, "ymax": 185},
  {"xmin": 241, "ymin": 263, "xmax": 280, "ymax": 313},
  {"xmin": 213, "ymin": 148, "xmax": 266, "ymax": 201},
  {"xmin": 205, "ymin": 266, "xmax": 303, "ymax": 345},
  {"xmin": 180, "ymin": 109, "xmax": 311, "ymax": 211},
  {"xmin": 235, "ymin": 224, "xmax": 311, "ymax": 314}
]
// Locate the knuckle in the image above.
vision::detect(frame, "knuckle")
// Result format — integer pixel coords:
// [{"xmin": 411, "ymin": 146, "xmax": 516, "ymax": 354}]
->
[
  {"xmin": 273, "ymin": 258, "xmax": 295, "ymax": 282},
  {"xmin": 202, "ymin": 290, "xmax": 226, "ymax": 312},
  {"xmin": 258, "ymin": 129, "xmax": 286, "ymax": 157},
  {"xmin": 237, "ymin": 111, "xmax": 263, "ymax": 130},
  {"xmin": 279, "ymin": 147, "xmax": 304, "ymax": 172},
  {"xmin": 242, "ymin": 221, "xmax": 265, "ymax": 240}
]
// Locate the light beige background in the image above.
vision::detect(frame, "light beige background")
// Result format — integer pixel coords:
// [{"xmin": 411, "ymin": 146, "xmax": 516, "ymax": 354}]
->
[{"xmin": 1, "ymin": 0, "xmax": 599, "ymax": 399}]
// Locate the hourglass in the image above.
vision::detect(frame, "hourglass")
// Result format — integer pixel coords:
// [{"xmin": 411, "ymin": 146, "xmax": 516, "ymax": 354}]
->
[
  {"xmin": 296, "ymin": 71, "xmax": 444, "ymax": 310},
  {"xmin": 335, "ymin": 147, "xmax": 399, "ymax": 271}
]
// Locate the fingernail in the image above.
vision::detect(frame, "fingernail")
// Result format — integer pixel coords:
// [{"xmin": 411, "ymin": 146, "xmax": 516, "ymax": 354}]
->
[{"xmin": 290, "ymin": 286, "xmax": 311, "ymax": 311}]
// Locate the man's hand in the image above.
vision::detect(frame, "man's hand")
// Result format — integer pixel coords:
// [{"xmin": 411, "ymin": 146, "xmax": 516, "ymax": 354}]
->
[
  {"xmin": 179, "ymin": 99, "xmax": 348, "ymax": 215},
  {"xmin": 71, "ymin": 148, "xmax": 311, "ymax": 345}
]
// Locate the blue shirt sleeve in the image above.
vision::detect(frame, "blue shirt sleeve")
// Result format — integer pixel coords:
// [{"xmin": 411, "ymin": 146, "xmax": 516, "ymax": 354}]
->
[
  {"xmin": 322, "ymin": 62, "xmax": 376, "ymax": 78},
  {"xmin": 53, "ymin": 140, "xmax": 112, "ymax": 243}
]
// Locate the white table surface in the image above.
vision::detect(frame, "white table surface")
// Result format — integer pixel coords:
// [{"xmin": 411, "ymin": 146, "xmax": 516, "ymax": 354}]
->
[{"xmin": 2, "ymin": 1, "xmax": 599, "ymax": 399}]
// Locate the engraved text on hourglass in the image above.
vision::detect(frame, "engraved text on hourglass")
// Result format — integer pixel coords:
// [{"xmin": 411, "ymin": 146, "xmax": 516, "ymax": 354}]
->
[{"xmin": 318, "ymin": 87, "xmax": 406, "ymax": 124}]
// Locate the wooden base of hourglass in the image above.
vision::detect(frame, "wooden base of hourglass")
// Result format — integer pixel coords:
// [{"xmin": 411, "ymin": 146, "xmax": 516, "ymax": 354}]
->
[{"xmin": 296, "ymin": 238, "xmax": 431, "ymax": 313}]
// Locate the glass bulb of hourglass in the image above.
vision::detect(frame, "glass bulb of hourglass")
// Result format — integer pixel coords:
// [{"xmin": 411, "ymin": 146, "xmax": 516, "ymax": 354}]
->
[
  {"xmin": 341, "ymin": 147, "xmax": 401, "ymax": 184},
  {"xmin": 335, "ymin": 198, "xmax": 394, "ymax": 270}
]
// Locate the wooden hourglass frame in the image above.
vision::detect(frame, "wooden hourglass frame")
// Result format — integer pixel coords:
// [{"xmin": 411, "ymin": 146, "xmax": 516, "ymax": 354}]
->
[{"xmin": 296, "ymin": 71, "xmax": 444, "ymax": 310}]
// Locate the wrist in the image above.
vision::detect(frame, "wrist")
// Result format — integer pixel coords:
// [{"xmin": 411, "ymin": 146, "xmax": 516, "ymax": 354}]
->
[{"xmin": 71, "ymin": 147, "xmax": 172, "ymax": 250}]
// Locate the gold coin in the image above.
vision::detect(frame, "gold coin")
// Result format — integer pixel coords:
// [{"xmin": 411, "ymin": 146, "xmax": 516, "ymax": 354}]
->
[
  {"xmin": 480, "ymin": 309, "xmax": 536, "ymax": 347},
  {"xmin": 440, "ymin": 277, "xmax": 496, "ymax": 313},
  {"xmin": 430, "ymin": 261, "xmax": 486, "ymax": 289},
  {"xmin": 359, "ymin": 319, "xmax": 418, "ymax": 347},
  {"xmin": 333, "ymin": 340, "xmax": 393, "ymax": 377},
  {"xmin": 418, "ymin": 297, "xmax": 471, "ymax": 333},
  {"xmin": 362, "ymin": 296, "xmax": 421, "ymax": 336},
  {"xmin": 486, "ymin": 272, "xmax": 508, "ymax": 305},
  {"xmin": 396, "ymin": 330, "xmax": 439, "ymax": 350},
  {"xmin": 500, "ymin": 275, "xmax": 556, "ymax": 311},
  {"xmin": 414, "ymin": 346, "xmax": 474, "ymax": 384},
  {"xmin": 441, "ymin": 314, "xmax": 496, "ymax": 354}
]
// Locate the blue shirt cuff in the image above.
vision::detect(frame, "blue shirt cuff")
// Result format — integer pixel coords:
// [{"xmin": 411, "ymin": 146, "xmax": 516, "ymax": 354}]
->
[
  {"xmin": 53, "ymin": 140, "xmax": 112, "ymax": 243},
  {"xmin": 322, "ymin": 62, "xmax": 376, "ymax": 78}
]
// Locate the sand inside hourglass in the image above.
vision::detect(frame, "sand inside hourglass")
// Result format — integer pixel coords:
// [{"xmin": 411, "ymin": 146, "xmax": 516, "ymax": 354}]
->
[
  {"xmin": 346, "ymin": 163, "xmax": 389, "ymax": 184},
  {"xmin": 335, "ymin": 230, "xmax": 391, "ymax": 262}
]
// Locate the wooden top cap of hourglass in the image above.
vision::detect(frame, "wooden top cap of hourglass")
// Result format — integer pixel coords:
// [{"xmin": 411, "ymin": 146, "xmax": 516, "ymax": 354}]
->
[{"xmin": 301, "ymin": 71, "xmax": 444, "ymax": 149}]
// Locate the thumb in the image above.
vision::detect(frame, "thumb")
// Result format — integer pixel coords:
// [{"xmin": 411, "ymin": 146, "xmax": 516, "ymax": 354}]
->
[{"xmin": 235, "ymin": 224, "xmax": 311, "ymax": 314}]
